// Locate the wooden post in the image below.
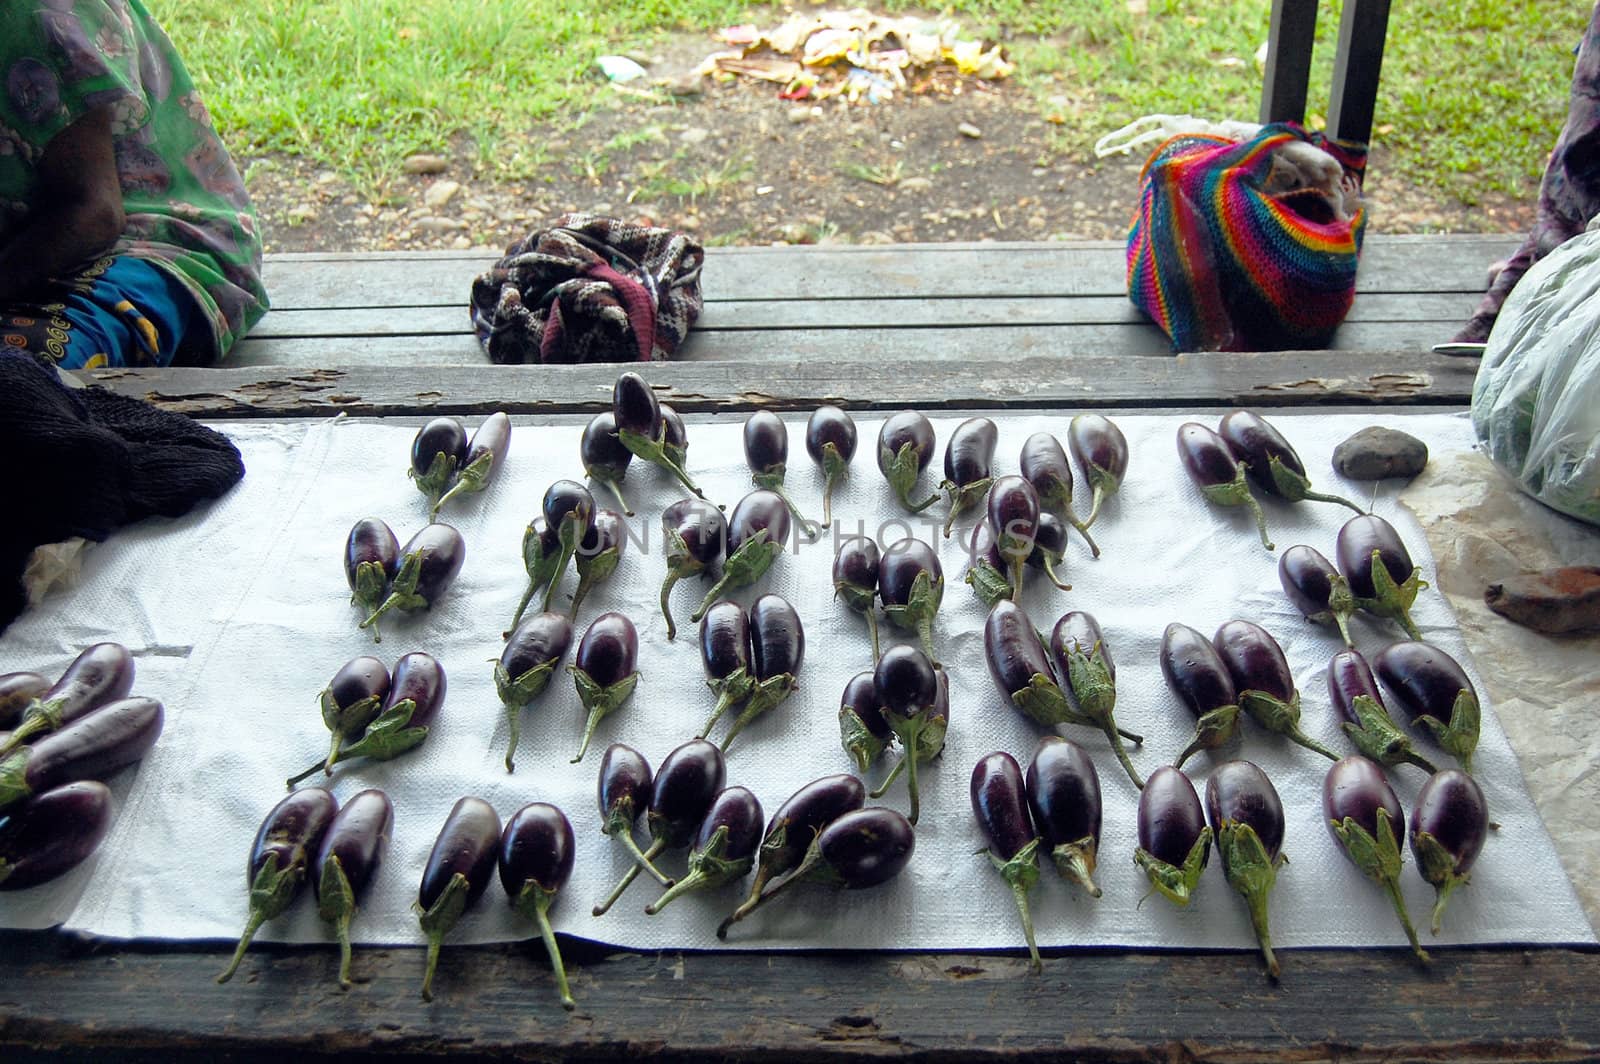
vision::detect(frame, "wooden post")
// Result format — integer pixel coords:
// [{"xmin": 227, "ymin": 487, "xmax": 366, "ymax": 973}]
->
[
  {"xmin": 1327, "ymin": 0, "xmax": 1393, "ymax": 144},
  {"xmin": 1259, "ymin": 0, "xmax": 1319, "ymax": 126}
]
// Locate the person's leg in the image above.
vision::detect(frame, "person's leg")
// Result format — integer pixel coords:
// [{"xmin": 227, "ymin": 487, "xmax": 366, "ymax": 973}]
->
[{"xmin": 0, "ymin": 257, "xmax": 203, "ymax": 369}]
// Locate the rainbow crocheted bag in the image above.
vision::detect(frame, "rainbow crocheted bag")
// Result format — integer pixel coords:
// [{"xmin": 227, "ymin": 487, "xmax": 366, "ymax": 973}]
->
[{"xmin": 1127, "ymin": 122, "xmax": 1368, "ymax": 352}]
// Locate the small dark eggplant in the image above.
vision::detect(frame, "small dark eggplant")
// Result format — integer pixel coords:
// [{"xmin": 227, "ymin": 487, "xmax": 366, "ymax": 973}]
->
[
  {"xmin": 971, "ymin": 751, "xmax": 1043, "ymax": 971},
  {"xmin": 537, "ymin": 480, "xmax": 596, "ymax": 615},
  {"xmin": 409, "ymin": 417, "xmax": 468, "ymax": 512},
  {"xmin": 417, "ymin": 796, "xmax": 502, "ymax": 999},
  {"xmin": 314, "ymin": 788, "xmax": 393, "ymax": 989},
  {"xmin": 359, "ymin": 523, "xmax": 466, "ymax": 642},
  {"xmin": 597, "ymin": 743, "xmax": 672, "ymax": 889},
  {"xmin": 1408, "ymin": 769, "xmax": 1488, "ymax": 934},
  {"xmin": 1205, "ymin": 761, "xmax": 1287, "ymax": 978},
  {"xmin": 719, "ymin": 595, "xmax": 804, "ymax": 753},
  {"xmin": 1050, "ymin": 611, "xmax": 1142, "ymax": 788},
  {"xmin": 345, "ymin": 518, "xmax": 400, "ymax": 626},
  {"xmin": 833, "ymin": 536, "xmax": 882, "ymax": 663},
  {"xmin": 0, "ymin": 671, "xmax": 50, "ymax": 730},
  {"xmin": 878, "ymin": 536, "xmax": 944, "ymax": 663},
  {"xmin": 745, "ymin": 410, "xmax": 818, "ymax": 534},
  {"xmin": 806, "ymin": 405, "xmax": 857, "ymax": 525},
  {"xmin": 870, "ymin": 646, "xmax": 943, "ymax": 824},
  {"xmin": 287, "ymin": 656, "xmax": 390, "ymax": 787},
  {"xmin": 986, "ymin": 600, "xmax": 1143, "ymax": 745},
  {"xmin": 1372, "ymin": 640, "xmax": 1480, "ymax": 774},
  {"xmin": 1177, "ymin": 422, "xmax": 1273, "ymax": 551},
  {"xmin": 289, "ymin": 652, "xmax": 446, "ymax": 786},
  {"xmin": 940, "ymin": 417, "xmax": 998, "ymax": 537},
  {"xmin": 1067, "ymin": 413, "xmax": 1128, "ymax": 531},
  {"xmin": 646, "ymin": 786, "xmax": 764, "ymax": 914},
  {"xmin": 1218, "ymin": 409, "xmax": 1363, "ymax": 514},
  {"xmin": 1323, "ymin": 755, "xmax": 1429, "ymax": 963},
  {"xmin": 0, "ymin": 696, "xmax": 164, "ymax": 815},
  {"xmin": 1279, "ymin": 544, "xmax": 1357, "ymax": 645},
  {"xmin": 570, "ymin": 508, "xmax": 626, "ymax": 617},
  {"xmin": 1327, "ymin": 648, "xmax": 1438, "ymax": 774},
  {"xmin": 660, "ymin": 404, "xmax": 690, "ymax": 470},
  {"xmin": 569, "ymin": 612, "xmax": 640, "ymax": 763},
  {"xmin": 963, "ymin": 519, "xmax": 1013, "ymax": 608},
  {"xmin": 499, "ymin": 803, "xmax": 578, "ymax": 1010},
  {"xmin": 1161, "ymin": 622, "xmax": 1242, "ymax": 768},
  {"xmin": 1026, "ymin": 512, "xmax": 1075, "ymax": 592},
  {"xmin": 612, "ymin": 372, "xmax": 714, "ymax": 503},
  {"xmin": 1213, "ymin": 619, "xmax": 1340, "ymax": 761},
  {"xmin": 1133, "ymin": 765, "xmax": 1211, "ymax": 906},
  {"xmin": 1020, "ymin": 431, "xmax": 1098, "ymax": 556},
  {"xmin": 1024, "ymin": 736, "xmax": 1102, "ymax": 896},
  {"xmin": 0, "ymin": 642, "xmax": 135, "ymax": 754},
  {"xmin": 496, "ymin": 612, "xmax": 575, "ymax": 771},
  {"xmin": 432, "ymin": 411, "xmax": 511, "ymax": 518},
  {"xmin": 723, "ymin": 774, "xmax": 867, "ymax": 929},
  {"xmin": 580, "ymin": 410, "xmax": 635, "ymax": 515},
  {"xmin": 1336, "ymin": 513, "xmax": 1429, "ymax": 641},
  {"xmin": 593, "ymin": 739, "xmax": 725, "ymax": 916},
  {"xmin": 659, "ymin": 499, "xmax": 727, "ymax": 640},
  {"xmin": 877, "ymin": 411, "xmax": 939, "ymax": 513},
  {"xmin": 0, "ymin": 780, "xmax": 113, "ymax": 891},
  {"xmin": 986, "ymin": 475, "xmax": 1041, "ymax": 600},
  {"xmin": 689, "ymin": 490, "xmax": 791, "ymax": 623},
  {"xmin": 217, "ymin": 787, "xmax": 339, "ymax": 984},
  {"xmin": 509, "ymin": 516, "xmax": 561, "ymax": 635},
  {"xmin": 698, "ymin": 600, "xmax": 752, "ymax": 740},
  {"xmin": 839, "ymin": 671, "xmax": 892, "ymax": 773}
]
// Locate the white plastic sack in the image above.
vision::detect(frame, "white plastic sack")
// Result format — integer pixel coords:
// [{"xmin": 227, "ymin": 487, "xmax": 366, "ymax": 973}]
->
[{"xmin": 1471, "ymin": 227, "xmax": 1600, "ymax": 526}]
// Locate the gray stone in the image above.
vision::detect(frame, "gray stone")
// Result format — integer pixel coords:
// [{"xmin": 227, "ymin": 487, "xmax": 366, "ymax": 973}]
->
[
  {"xmin": 402, "ymin": 154, "xmax": 449, "ymax": 175},
  {"xmin": 423, "ymin": 180, "xmax": 461, "ymax": 208},
  {"xmin": 957, "ymin": 122, "xmax": 982, "ymax": 139},
  {"xmin": 1332, "ymin": 426, "xmax": 1429, "ymax": 480}
]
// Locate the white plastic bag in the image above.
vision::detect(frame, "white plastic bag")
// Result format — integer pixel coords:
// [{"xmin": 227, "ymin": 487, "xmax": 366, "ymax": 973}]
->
[{"xmin": 1471, "ymin": 228, "xmax": 1600, "ymax": 526}]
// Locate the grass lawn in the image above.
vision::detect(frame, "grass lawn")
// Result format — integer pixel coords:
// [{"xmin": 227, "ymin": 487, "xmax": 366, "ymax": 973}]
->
[{"xmin": 151, "ymin": 0, "xmax": 1583, "ymax": 207}]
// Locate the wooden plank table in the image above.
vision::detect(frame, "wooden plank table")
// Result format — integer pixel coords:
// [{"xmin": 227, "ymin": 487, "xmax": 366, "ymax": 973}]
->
[{"xmin": 9, "ymin": 235, "xmax": 1599, "ymax": 1063}]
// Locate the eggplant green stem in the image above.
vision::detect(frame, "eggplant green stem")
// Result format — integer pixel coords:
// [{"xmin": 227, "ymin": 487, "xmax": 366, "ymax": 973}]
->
[
  {"xmin": 216, "ymin": 910, "xmax": 266, "ymax": 985},
  {"xmin": 514, "ymin": 882, "xmax": 575, "ymax": 1010},
  {"xmin": 417, "ymin": 871, "xmax": 472, "ymax": 1000},
  {"xmin": 615, "ymin": 830, "xmax": 675, "ymax": 888},
  {"xmin": 591, "ymin": 473, "xmax": 633, "ymax": 516},
  {"xmin": 594, "ymin": 837, "xmax": 664, "ymax": 916},
  {"xmin": 864, "ymin": 609, "xmax": 881, "ymax": 665},
  {"xmin": 867, "ymin": 753, "xmax": 906, "ymax": 799},
  {"xmin": 659, "ymin": 572, "xmax": 682, "ymax": 641}
]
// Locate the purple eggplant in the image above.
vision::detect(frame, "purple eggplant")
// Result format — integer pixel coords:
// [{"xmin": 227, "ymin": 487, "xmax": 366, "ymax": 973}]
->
[
  {"xmin": 217, "ymin": 787, "xmax": 339, "ymax": 984},
  {"xmin": 1336, "ymin": 513, "xmax": 1429, "ymax": 641},
  {"xmin": 1205, "ymin": 761, "xmax": 1286, "ymax": 978},
  {"xmin": 659, "ymin": 498, "xmax": 727, "ymax": 640},
  {"xmin": 1323, "ymin": 755, "xmax": 1429, "ymax": 962},
  {"xmin": 1021, "ymin": 431, "xmax": 1099, "ymax": 556},
  {"xmin": 698, "ymin": 600, "xmax": 753, "ymax": 740},
  {"xmin": 660, "ymin": 404, "xmax": 690, "ymax": 470},
  {"xmin": 580, "ymin": 410, "xmax": 635, "ymax": 516},
  {"xmin": 1024, "ymin": 736, "xmax": 1102, "ymax": 896},
  {"xmin": 940, "ymin": 417, "xmax": 998, "ymax": 537},
  {"xmin": 569, "ymin": 611, "xmax": 640, "ymax": 763},
  {"xmin": 597, "ymin": 743, "xmax": 673, "ymax": 889},
  {"xmin": 1177, "ymin": 422, "xmax": 1274, "ymax": 551},
  {"xmin": 0, "ymin": 780, "xmax": 113, "ymax": 891},
  {"xmin": 1134, "ymin": 765, "xmax": 1211, "ymax": 906},
  {"xmin": 1161, "ymin": 622, "xmax": 1243, "ymax": 769},
  {"xmin": 594, "ymin": 738, "xmax": 725, "ymax": 916},
  {"xmin": 0, "ymin": 671, "xmax": 50, "ymax": 730},
  {"xmin": 1050, "ymin": 610, "xmax": 1142, "ymax": 788},
  {"xmin": 612, "ymin": 372, "xmax": 713, "ymax": 503},
  {"xmin": 689, "ymin": 490, "xmax": 792, "ymax": 624},
  {"xmin": 1219, "ymin": 409, "xmax": 1362, "ymax": 514},
  {"xmin": 0, "ymin": 696, "xmax": 164, "ymax": 815},
  {"xmin": 287, "ymin": 656, "xmax": 390, "ymax": 787},
  {"xmin": 1372, "ymin": 640, "xmax": 1480, "ymax": 774},
  {"xmin": 987, "ymin": 475, "xmax": 1041, "ymax": 601},
  {"xmin": 1279, "ymin": 544, "xmax": 1356, "ymax": 645},
  {"xmin": 1213, "ymin": 619, "xmax": 1340, "ymax": 761},
  {"xmin": 344, "ymin": 518, "xmax": 401, "ymax": 625},
  {"xmin": 869, "ymin": 645, "xmax": 946, "ymax": 824},
  {"xmin": 963, "ymin": 519, "xmax": 1014, "ymax": 608},
  {"xmin": 720, "ymin": 594, "xmax": 804, "ymax": 753},
  {"xmin": 722, "ymin": 774, "xmax": 868, "ymax": 931},
  {"xmin": 646, "ymin": 786, "xmax": 764, "ymax": 914},
  {"xmin": 314, "ymin": 788, "xmax": 393, "ymax": 989},
  {"xmin": 289, "ymin": 652, "xmax": 446, "ymax": 786},
  {"xmin": 1408, "ymin": 769, "xmax": 1488, "ymax": 934},
  {"xmin": 971, "ymin": 751, "xmax": 1043, "ymax": 971},
  {"xmin": 986, "ymin": 599, "xmax": 1143, "ymax": 745},
  {"xmin": 745, "ymin": 410, "xmax": 818, "ymax": 534},
  {"xmin": 833, "ymin": 536, "xmax": 882, "ymax": 663},
  {"xmin": 535, "ymin": 480, "xmax": 596, "ymax": 616},
  {"xmin": 0, "ymin": 642, "xmax": 135, "ymax": 754},
  {"xmin": 1068, "ymin": 413, "xmax": 1127, "ymax": 531},
  {"xmin": 417, "ymin": 796, "xmax": 502, "ymax": 999},
  {"xmin": 409, "ymin": 416, "xmax": 468, "ymax": 512},
  {"xmin": 879, "ymin": 536, "xmax": 944, "ymax": 663},
  {"xmin": 1026, "ymin": 512, "xmax": 1075, "ymax": 592},
  {"xmin": 496, "ymin": 612, "xmax": 575, "ymax": 771},
  {"xmin": 359, "ymin": 523, "xmax": 466, "ymax": 642},
  {"xmin": 839, "ymin": 670, "xmax": 892, "ymax": 773},
  {"xmin": 877, "ymin": 411, "xmax": 939, "ymax": 513},
  {"xmin": 806, "ymin": 405, "xmax": 857, "ymax": 525},
  {"xmin": 499, "ymin": 802, "xmax": 578, "ymax": 1010},
  {"xmin": 432, "ymin": 411, "xmax": 511, "ymax": 518},
  {"xmin": 569, "ymin": 508, "xmax": 626, "ymax": 617},
  {"xmin": 1327, "ymin": 648, "xmax": 1438, "ymax": 774},
  {"xmin": 509, "ymin": 516, "xmax": 560, "ymax": 636}
]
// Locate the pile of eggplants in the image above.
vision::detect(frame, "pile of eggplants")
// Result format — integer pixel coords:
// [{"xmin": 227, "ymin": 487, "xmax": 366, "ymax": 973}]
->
[
  {"xmin": 286, "ymin": 652, "xmax": 446, "ymax": 787},
  {"xmin": 689, "ymin": 490, "xmax": 792, "ymax": 625},
  {"xmin": 721, "ymin": 773, "xmax": 866, "ymax": 931},
  {"xmin": 1326, "ymin": 648, "xmax": 1438, "ymax": 775},
  {"xmin": 594, "ymin": 739, "xmax": 724, "ymax": 916},
  {"xmin": 353, "ymin": 522, "xmax": 466, "ymax": 643},
  {"xmin": 0, "ymin": 693, "xmax": 164, "ymax": 818}
]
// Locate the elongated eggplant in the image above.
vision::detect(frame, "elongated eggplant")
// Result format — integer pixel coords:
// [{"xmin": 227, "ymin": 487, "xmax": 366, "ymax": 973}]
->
[
  {"xmin": 594, "ymin": 738, "xmax": 725, "ymax": 916},
  {"xmin": 1279, "ymin": 544, "xmax": 1356, "ymax": 645},
  {"xmin": 1, "ymin": 642, "xmax": 135, "ymax": 754},
  {"xmin": 877, "ymin": 411, "xmax": 939, "ymax": 513},
  {"xmin": 496, "ymin": 612, "xmax": 575, "ymax": 772},
  {"xmin": 1213, "ymin": 619, "xmax": 1340, "ymax": 761},
  {"xmin": 0, "ymin": 671, "xmax": 50, "ymax": 730},
  {"xmin": 720, "ymin": 595, "xmax": 804, "ymax": 752},
  {"xmin": 1134, "ymin": 765, "xmax": 1210, "ymax": 906},
  {"xmin": 698, "ymin": 600, "xmax": 752, "ymax": 740},
  {"xmin": 569, "ymin": 612, "xmax": 640, "ymax": 763},
  {"xmin": 659, "ymin": 499, "xmax": 727, "ymax": 640},
  {"xmin": 1205, "ymin": 761, "xmax": 1286, "ymax": 978},
  {"xmin": 597, "ymin": 743, "xmax": 672, "ymax": 889},
  {"xmin": 509, "ymin": 516, "xmax": 561, "ymax": 635},
  {"xmin": 433, "ymin": 411, "xmax": 511, "ymax": 518},
  {"xmin": 806, "ymin": 405, "xmax": 857, "ymax": 525},
  {"xmin": 1026, "ymin": 512, "xmax": 1074, "ymax": 592},
  {"xmin": 971, "ymin": 751, "xmax": 1043, "ymax": 971},
  {"xmin": 940, "ymin": 417, "xmax": 998, "ymax": 537},
  {"xmin": 0, "ymin": 780, "xmax": 113, "ymax": 891},
  {"xmin": 0, "ymin": 696, "xmax": 164, "ymax": 814},
  {"xmin": 1336, "ymin": 513, "xmax": 1429, "ymax": 641},
  {"xmin": 1408, "ymin": 769, "xmax": 1488, "ymax": 934},
  {"xmin": 1024, "ymin": 736, "xmax": 1102, "ymax": 896},
  {"xmin": 287, "ymin": 656, "xmax": 390, "ymax": 787},
  {"xmin": 745, "ymin": 410, "xmax": 818, "ymax": 534},
  {"xmin": 879, "ymin": 536, "xmax": 944, "ymax": 663},
  {"xmin": 1323, "ymin": 755, "xmax": 1428, "ymax": 962},
  {"xmin": 409, "ymin": 417, "xmax": 468, "ymax": 512},
  {"xmin": 987, "ymin": 599, "xmax": 1143, "ymax": 745},
  {"xmin": 345, "ymin": 518, "xmax": 400, "ymax": 625},
  {"xmin": 569, "ymin": 508, "xmax": 626, "ymax": 617},
  {"xmin": 833, "ymin": 536, "xmax": 882, "ymax": 663},
  {"xmin": 612, "ymin": 372, "xmax": 714, "ymax": 503},
  {"xmin": 417, "ymin": 796, "xmax": 501, "ymax": 999},
  {"xmin": 1161, "ymin": 621, "xmax": 1242, "ymax": 768},
  {"xmin": 499, "ymin": 803, "xmax": 578, "ymax": 1009},
  {"xmin": 690, "ymin": 490, "xmax": 792, "ymax": 623},
  {"xmin": 580, "ymin": 410, "xmax": 635, "ymax": 515},
  {"xmin": 1219, "ymin": 409, "xmax": 1362, "ymax": 514},
  {"xmin": 1177, "ymin": 422, "xmax": 1273, "ymax": 551},
  {"xmin": 987, "ymin": 475, "xmax": 1041, "ymax": 601},
  {"xmin": 646, "ymin": 786, "xmax": 764, "ymax": 914},
  {"xmin": 359, "ymin": 523, "xmax": 466, "ymax": 642},
  {"xmin": 314, "ymin": 788, "xmax": 393, "ymax": 989},
  {"xmin": 724, "ymin": 774, "xmax": 867, "ymax": 929},
  {"xmin": 1372, "ymin": 640, "xmax": 1480, "ymax": 774},
  {"xmin": 218, "ymin": 787, "xmax": 339, "ymax": 984},
  {"xmin": 536, "ymin": 480, "xmax": 596, "ymax": 615},
  {"xmin": 839, "ymin": 670, "xmax": 892, "ymax": 773},
  {"xmin": 1050, "ymin": 611, "xmax": 1142, "ymax": 788},
  {"xmin": 1021, "ymin": 431, "xmax": 1098, "ymax": 556},
  {"xmin": 1327, "ymin": 648, "xmax": 1437, "ymax": 774},
  {"xmin": 1068, "ymin": 414, "xmax": 1128, "ymax": 532},
  {"xmin": 870, "ymin": 646, "xmax": 943, "ymax": 824}
]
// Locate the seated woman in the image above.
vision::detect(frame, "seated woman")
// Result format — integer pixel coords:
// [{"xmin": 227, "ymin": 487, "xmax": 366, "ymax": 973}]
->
[{"xmin": 0, "ymin": 0, "xmax": 267, "ymax": 369}]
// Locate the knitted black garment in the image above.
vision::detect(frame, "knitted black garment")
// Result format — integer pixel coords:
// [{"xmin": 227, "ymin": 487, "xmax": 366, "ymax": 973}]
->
[{"xmin": 2, "ymin": 351, "xmax": 245, "ymax": 630}]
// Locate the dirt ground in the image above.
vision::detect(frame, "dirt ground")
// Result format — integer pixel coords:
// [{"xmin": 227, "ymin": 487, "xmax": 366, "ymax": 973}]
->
[{"xmin": 247, "ymin": 36, "xmax": 1538, "ymax": 256}]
